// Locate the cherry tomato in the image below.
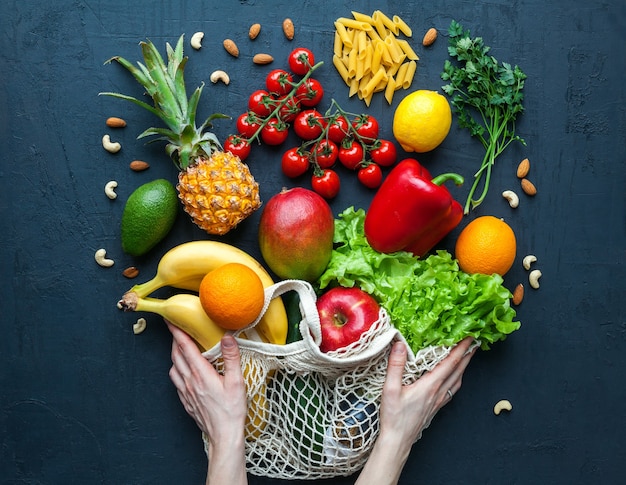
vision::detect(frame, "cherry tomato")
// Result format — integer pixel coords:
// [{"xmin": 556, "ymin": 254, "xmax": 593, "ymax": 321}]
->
[
  {"xmin": 236, "ymin": 112, "xmax": 261, "ymax": 139},
  {"xmin": 288, "ymin": 47, "xmax": 315, "ymax": 76},
  {"xmin": 311, "ymin": 169, "xmax": 340, "ymax": 199},
  {"xmin": 352, "ymin": 114, "xmax": 379, "ymax": 143},
  {"xmin": 369, "ymin": 139, "xmax": 397, "ymax": 167},
  {"xmin": 357, "ymin": 163, "xmax": 383, "ymax": 189},
  {"xmin": 338, "ymin": 139, "xmax": 365, "ymax": 170},
  {"xmin": 224, "ymin": 135, "xmax": 251, "ymax": 161},
  {"xmin": 310, "ymin": 139, "xmax": 338, "ymax": 169},
  {"xmin": 281, "ymin": 147, "xmax": 310, "ymax": 178},
  {"xmin": 296, "ymin": 78, "xmax": 324, "ymax": 107},
  {"xmin": 265, "ymin": 69, "xmax": 294, "ymax": 96},
  {"xmin": 327, "ymin": 116, "xmax": 350, "ymax": 144},
  {"xmin": 261, "ymin": 118, "xmax": 289, "ymax": 145},
  {"xmin": 293, "ymin": 109, "xmax": 326, "ymax": 140},
  {"xmin": 277, "ymin": 95, "xmax": 301, "ymax": 123},
  {"xmin": 248, "ymin": 89, "xmax": 274, "ymax": 118}
]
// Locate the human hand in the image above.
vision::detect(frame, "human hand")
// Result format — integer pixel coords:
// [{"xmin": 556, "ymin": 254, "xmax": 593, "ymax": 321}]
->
[
  {"xmin": 167, "ymin": 321, "xmax": 248, "ymax": 485},
  {"xmin": 356, "ymin": 337, "xmax": 477, "ymax": 485}
]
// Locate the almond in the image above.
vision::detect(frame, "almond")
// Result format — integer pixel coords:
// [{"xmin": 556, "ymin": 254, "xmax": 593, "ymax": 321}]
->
[
  {"xmin": 223, "ymin": 39, "xmax": 239, "ymax": 58},
  {"xmin": 422, "ymin": 28, "xmax": 438, "ymax": 47},
  {"xmin": 521, "ymin": 178, "xmax": 537, "ymax": 196},
  {"xmin": 282, "ymin": 18, "xmax": 295, "ymax": 40},
  {"xmin": 249, "ymin": 23, "xmax": 261, "ymax": 40},
  {"xmin": 106, "ymin": 117, "xmax": 126, "ymax": 128},
  {"xmin": 512, "ymin": 283, "xmax": 524, "ymax": 306},
  {"xmin": 122, "ymin": 266, "xmax": 139, "ymax": 279},
  {"xmin": 129, "ymin": 160, "xmax": 150, "ymax": 172},
  {"xmin": 253, "ymin": 53, "xmax": 274, "ymax": 65},
  {"xmin": 517, "ymin": 157, "xmax": 530, "ymax": 178}
]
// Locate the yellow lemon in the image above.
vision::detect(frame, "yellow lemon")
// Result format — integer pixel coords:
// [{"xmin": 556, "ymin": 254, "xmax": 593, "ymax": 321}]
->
[{"xmin": 393, "ymin": 90, "xmax": 452, "ymax": 153}]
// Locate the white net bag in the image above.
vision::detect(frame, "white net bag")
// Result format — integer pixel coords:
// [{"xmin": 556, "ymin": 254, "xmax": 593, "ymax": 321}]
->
[{"xmin": 202, "ymin": 279, "xmax": 451, "ymax": 480}]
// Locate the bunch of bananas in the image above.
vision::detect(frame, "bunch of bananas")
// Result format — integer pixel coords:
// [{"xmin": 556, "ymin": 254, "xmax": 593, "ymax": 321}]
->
[
  {"xmin": 118, "ymin": 240, "xmax": 288, "ymax": 350},
  {"xmin": 118, "ymin": 240, "xmax": 289, "ymax": 440}
]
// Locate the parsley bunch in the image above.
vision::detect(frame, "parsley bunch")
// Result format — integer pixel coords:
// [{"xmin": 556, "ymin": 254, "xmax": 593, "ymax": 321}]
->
[{"xmin": 441, "ymin": 20, "xmax": 527, "ymax": 214}]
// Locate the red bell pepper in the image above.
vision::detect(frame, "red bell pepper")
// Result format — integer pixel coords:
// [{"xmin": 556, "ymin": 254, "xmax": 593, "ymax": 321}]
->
[{"xmin": 364, "ymin": 158, "xmax": 464, "ymax": 257}]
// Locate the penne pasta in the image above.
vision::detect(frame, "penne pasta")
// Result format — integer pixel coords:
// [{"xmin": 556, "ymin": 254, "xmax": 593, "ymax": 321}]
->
[
  {"xmin": 396, "ymin": 39, "xmax": 419, "ymax": 61},
  {"xmin": 393, "ymin": 15, "xmax": 412, "ymax": 37},
  {"xmin": 336, "ymin": 17, "xmax": 373, "ymax": 31},
  {"xmin": 333, "ymin": 55, "xmax": 351, "ymax": 86},
  {"xmin": 332, "ymin": 10, "xmax": 419, "ymax": 104},
  {"xmin": 334, "ymin": 21, "xmax": 353, "ymax": 48}
]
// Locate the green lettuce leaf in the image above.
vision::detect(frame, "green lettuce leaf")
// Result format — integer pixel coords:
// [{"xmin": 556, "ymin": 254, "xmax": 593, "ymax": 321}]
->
[{"xmin": 317, "ymin": 207, "xmax": 520, "ymax": 352}]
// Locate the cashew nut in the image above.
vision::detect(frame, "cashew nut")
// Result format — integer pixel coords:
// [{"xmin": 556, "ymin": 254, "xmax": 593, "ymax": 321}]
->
[
  {"xmin": 190, "ymin": 31, "xmax": 204, "ymax": 50},
  {"xmin": 104, "ymin": 180, "xmax": 118, "ymax": 200},
  {"xmin": 94, "ymin": 248, "xmax": 114, "ymax": 267},
  {"xmin": 529, "ymin": 269, "xmax": 542, "ymax": 289},
  {"xmin": 493, "ymin": 399, "xmax": 513, "ymax": 415},
  {"xmin": 210, "ymin": 70, "xmax": 230, "ymax": 85},
  {"xmin": 502, "ymin": 190, "xmax": 519, "ymax": 208},
  {"xmin": 102, "ymin": 134, "xmax": 121, "ymax": 153},
  {"xmin": 523, "ymin": 254, "xmax": 537, "ymax": 270},
  {"xmin": 133, "ymin": 317, "xmax": 147, "ymax": 335}
]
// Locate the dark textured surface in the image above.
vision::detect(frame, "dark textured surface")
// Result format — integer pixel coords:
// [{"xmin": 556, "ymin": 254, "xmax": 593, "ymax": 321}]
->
[{"xmin": 1, "ymin": 1, "xmax": 624, "ymax": 483}]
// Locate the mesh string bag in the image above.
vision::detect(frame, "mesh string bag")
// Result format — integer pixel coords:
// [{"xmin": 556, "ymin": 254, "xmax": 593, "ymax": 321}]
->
[{"xmin": 202, "ymin": 279, "xmax": 451, "ymax": 480}]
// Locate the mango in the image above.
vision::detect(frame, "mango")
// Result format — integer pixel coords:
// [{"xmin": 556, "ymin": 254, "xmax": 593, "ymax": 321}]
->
[{"xmin": 258, "ymin": 188, "xmax": 334, "ymax": 282}]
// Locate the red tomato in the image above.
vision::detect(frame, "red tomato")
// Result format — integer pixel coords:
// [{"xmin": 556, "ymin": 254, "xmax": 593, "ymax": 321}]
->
[
  {"xmin": 311, "ymin": 169, "xmax": 340, "ymax": 199},
  {"xmin": 352, "ymin": 114, "xmax": 379, "ymax": 143},
  {"xmin": 338, "ymin": 139, "xmax": 365, "ymax": 170},
  {"xmin": 296, "ymin": 78, "xmax": 324, "ymax": 107},
  {"xmin": 277, "ymin": 95, "xmax": 301, "ymax": 123},
  {"xmin": 357, "ymin": 163, "xmax": 383, "ymax": 189},
  {"xmin": 328, "ymin": 116, "xmax": 350, "ymax": 144},
  {"xmin": 288, "ymin": 47, "xmax": 315, "ymax": 76},
  {"xmin": 281, "ymin": 147, "xmax": 310, "ymax": 178},
  {"xmin": 261, "ymin": 118, "xmax": 288, "ymax": 145},
  {"xmin": 265, "ymin": 69, "xmax": 294, "ymax": 96},
  {"xmin": 293, "ymin": 109, "xmax": 326, "ymax": 140},
  {"xmin": 369, "ymin": 139, "xmax": 397, "ymax": 167},
  {"xmin": 310, "ymin": 139, "xmax": 338, "ymax": 169},
  {"xmin": 223, "ymin": 135, "xmax": 251, "ymax": 161},
  {"xmin": 236, "ymin": 112, "xmax": 261, "ymax": 139},
  {"xmin": 248, "ymin": 89, "xmax": 274, "ymax": 118}
]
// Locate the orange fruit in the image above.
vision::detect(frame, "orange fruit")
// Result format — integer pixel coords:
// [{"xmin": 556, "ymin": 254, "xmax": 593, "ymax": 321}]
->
[
  {"xmin": 455, "ymin": 216, "xmax": 517, "ymax": 276},
  {"xmin": 199, "ymin": 263, "xmax": 265, "ymax": 330}
]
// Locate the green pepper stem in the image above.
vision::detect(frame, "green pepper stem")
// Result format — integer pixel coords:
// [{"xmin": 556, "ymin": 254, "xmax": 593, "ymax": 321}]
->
[{"xmin": 431, "ymin": 173, "xmax": 464, "ymax": 186}]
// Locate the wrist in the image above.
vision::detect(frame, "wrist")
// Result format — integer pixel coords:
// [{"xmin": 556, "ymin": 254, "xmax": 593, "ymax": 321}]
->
[{"xmin": 355, "ymin": 432, "xmax": 412, "ymax": 485}]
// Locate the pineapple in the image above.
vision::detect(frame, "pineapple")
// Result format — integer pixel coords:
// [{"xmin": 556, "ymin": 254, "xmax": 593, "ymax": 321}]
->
[{"xmin": 100, "ymin": 36, "xmax": 261, "ymax": 235}]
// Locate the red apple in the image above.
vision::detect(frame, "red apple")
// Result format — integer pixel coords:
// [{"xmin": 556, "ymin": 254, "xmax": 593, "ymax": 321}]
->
[{"xmin": 316, "ymin": 287, "xmax": 380, "ymax": 352}]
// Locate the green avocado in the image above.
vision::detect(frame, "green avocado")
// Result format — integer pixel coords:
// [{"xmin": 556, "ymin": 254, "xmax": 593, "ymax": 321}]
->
[{"xmin": 121, "ymin": 179, "xmax": 178, "ymax": 256}]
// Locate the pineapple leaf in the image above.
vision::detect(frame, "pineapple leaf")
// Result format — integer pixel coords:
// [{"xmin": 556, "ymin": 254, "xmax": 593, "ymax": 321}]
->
[
  {"xmin": 173, "ymin": 57, "xmax": 189, "ymax": 117},
  {"xmin": 187, "ymin": 85, "xmax": 203, "ymax": 128},
  {"xmin": 105, "ymin": 55, "xmax": 152, "ymax": 91},
  {"xmin": 137, "ymin": 126, "xmax": 179, "ymax": 140},
  {"xmin": 98, "ymin": 92, "xmax": 163, "ymax": 120},
  {"xmin": 140, "ymin": 40, "xmax": 182, "ymax": 120},
  {"xmin": 198, "ymin": 113, "xmax": 230, "ymax": 133}
]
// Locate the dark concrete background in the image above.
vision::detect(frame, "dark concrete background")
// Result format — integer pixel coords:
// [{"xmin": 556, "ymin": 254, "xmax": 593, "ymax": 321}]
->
[{"xmin": 1, "ymin": 0, "xmax": 624, "ymax": 483}]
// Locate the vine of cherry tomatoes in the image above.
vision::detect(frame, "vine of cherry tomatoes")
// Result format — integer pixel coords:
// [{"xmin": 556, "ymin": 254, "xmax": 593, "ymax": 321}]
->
[{"xmin": 223, "ymin": 48, "xmax": 398, "ymax": 199}]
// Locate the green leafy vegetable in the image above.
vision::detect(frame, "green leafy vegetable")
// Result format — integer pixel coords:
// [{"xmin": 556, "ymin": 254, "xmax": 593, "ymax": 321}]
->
[
  {"xmin": 317, "ymin": 208, "xmax": 520, "ymax": 352},
  {"xmin": 441, "ymin": 20, "xmax": 527, "ymax": 214}
]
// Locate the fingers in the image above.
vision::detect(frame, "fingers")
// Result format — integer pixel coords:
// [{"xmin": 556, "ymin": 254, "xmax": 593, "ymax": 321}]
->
[
  {"xmin": 383, "ymin": 340, "xmax": 409, "ymax": 398},
  {"xmin": 220, "ymin": 335, "xmax": 244, "ymax": 387}
]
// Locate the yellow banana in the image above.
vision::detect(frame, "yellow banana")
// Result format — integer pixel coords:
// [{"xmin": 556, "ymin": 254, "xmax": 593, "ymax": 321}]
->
[
  {"xmin": 120, "ymin": 292, "xmax": 226, "ymax": 351},
  {"xmin": 126, "ymin": 240, "xmax": 288, "ymax": 345}
]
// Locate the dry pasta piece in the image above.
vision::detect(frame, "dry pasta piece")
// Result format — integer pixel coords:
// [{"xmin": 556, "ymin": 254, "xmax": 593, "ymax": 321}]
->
[{"xmin": 332, "ymin": 10, "xmax": 419, "ymax": 104}]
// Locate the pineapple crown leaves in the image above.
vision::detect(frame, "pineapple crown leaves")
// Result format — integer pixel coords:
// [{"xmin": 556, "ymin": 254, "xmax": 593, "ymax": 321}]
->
[{"xmin": 99, "ymin": 35, "xmax": 228, "ymax": 170}]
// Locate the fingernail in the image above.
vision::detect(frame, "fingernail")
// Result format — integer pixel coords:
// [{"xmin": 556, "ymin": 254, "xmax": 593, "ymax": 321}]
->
[
  {"xmin": 392, "ymin": 342, "xmax": 405, "ymax": 354},
  {"xmin": 221, "ymin": 335, "xmax": 235, "ymax": 348}
]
